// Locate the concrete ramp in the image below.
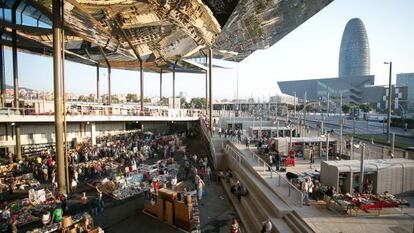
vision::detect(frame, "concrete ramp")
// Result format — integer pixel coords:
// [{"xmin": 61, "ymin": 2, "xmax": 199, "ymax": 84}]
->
[{"xmin": 222, "ymin": 141, "xmax": 315, "ymax": 233}]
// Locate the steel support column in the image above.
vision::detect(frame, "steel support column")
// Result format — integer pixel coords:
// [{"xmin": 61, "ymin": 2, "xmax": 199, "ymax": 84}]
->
[
  {"xmin": 61, "ymin": 21, "xmax": 70, "ymax": 194},
  {"xmin": 12, "ymin": 1, "xmax": 22, "ymax": 161},
  {"xmin": 386, "ymin": 62, "xmax": 392, "ymax": 143},
  {"xmin": 52, "ymin": 0, "xmax": 66, "ymax": 194},
  {"xmin": 140, "ymin": 60, "xmax": 144, "ymax": 110},
  {"xmin": 108, "ymin": 66, "xmax": 111, "ymax": 105},
  {"xmin": 0, "ymin": 46, "xmax": 5, "ymax": 108},
  {"xmin": 159, "ymin": 68, "xmax": 162, "ymax": 103},
  {"xmin": 98, "ymin": 47, "xmax": 111, "ymax": 105},
  {"xmin": 359, "ymin": 144, "xmax": 365, "ymax": 194},
  {"xmin": 172, "ymin": 61, "xmax": 177, "ymax": 108},
  {"xmin": 96, "ymin": 64, "xmax": 100, "ymax": 103},
  {"xmin": 208, "ymin": 48, "xmax": 213, "ymax": 132},
  {"xmin": 205, "ymin": 70, "xmax": 208, "ymax": 114},
  {"xmin": 12, "ymin": 1, "xmax": 20, "ymax": 111}
]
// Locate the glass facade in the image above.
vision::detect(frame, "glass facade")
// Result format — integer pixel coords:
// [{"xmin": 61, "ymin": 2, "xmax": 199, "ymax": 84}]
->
[
  {"xmin": 397, "ymin": 73, "xmax": 414, "ymax": 110},
  {"xmin": 338, "ymin": 18, "xmax": 370, "ymax": 78}
]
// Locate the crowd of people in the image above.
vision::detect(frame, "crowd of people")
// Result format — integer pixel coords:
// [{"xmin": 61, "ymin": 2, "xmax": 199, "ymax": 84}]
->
[{"xmin": 1, "ymin": 129, "xmax": 202, "ymax": 232}]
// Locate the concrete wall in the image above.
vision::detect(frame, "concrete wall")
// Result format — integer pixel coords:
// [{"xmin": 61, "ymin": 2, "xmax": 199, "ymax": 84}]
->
[
  {"xmin": 142, "ymin": 121, "xmax": 169, "ymax": 133},
  {"xmin": 0, "ymin": 120, "xmax": 184, "ymax": 157},
  {"xmin": 218, "ymin": 117, "xmax": 275, "ymax": 130},
  {"xmin": 0, "ymin": 121, "xmax": 125, "ymax": 155}
]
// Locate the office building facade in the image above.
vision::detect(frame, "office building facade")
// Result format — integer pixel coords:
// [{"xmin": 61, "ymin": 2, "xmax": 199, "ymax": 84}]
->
[
  {"xmin": 397, "ymin": 73, "xmax": 414, "ymax": 110},
  {"xmin": 338, "ymin": 18, "xmax": 370, "ymax": 78}
]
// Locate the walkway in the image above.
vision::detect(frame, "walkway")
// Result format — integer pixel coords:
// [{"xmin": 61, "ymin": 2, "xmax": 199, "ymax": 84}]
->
[{"xmin": 230, "ymin": 142, "xmax": 414, "ymax": 233}]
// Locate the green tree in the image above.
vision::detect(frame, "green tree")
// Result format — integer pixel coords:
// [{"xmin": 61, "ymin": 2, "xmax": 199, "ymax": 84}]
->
[
  {"xmin": 342, "ymin": 104, "xmax": 351, "ymax": 114},
  {"xmin": 189, "ymin": 98, "xmax": 206, "ymax": 109},
  {"xmin": 78, "ymin": 95, "xmax": 88, "ymax": 102},
  {"xmin": 359, "ymin": 103, "xmax": 372, "ymax": 113},
  {"xmin": 126, "ymin": 93, "xmax": 138, "ymax": 102}
]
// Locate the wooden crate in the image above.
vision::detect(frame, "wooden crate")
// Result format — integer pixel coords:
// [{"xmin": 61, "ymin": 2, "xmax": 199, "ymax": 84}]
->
[
  {"xmin": 174, "ymin": 201, "xmax": 192, "ymax": 222},
  {"xmin": 144, "ymin": 201, "xmax": 158, "ymax": 216},
  {"xmin": 158, "ymin": 188, "xmax": 177, "ymax": 201},
  {"xmin": 164, "ymin": 201, "xmax": 174, "ymax": 225},
  {"xmin": 157, "ymin": 197, "xmax": 164, "ymax": 222}
]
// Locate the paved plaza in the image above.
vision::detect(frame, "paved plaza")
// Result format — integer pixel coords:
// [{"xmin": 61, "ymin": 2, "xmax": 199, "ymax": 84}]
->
[{"xmin": 231, "ymin": 141, "xmax": 414, "ymax": 233}]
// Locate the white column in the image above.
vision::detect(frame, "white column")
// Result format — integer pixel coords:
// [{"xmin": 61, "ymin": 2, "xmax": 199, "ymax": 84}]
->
[{"xmin": 91, "ymin": 122, "xmax": 96, "ymax": 145}]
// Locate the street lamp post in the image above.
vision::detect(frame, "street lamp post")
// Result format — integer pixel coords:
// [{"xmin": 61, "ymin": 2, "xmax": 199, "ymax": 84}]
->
[
  {"xmin": 391, "ymin": 132, "xmax": 395, "ymax": 157},
  {"xmin": 352, "ymin": 105, "xmax": 356, "ymax": 135},
  {"xmin": 350, "ymin": 136, "xmax": 354, "ymax": 160},
  {"xmin": 326, "ymin": 132, "xmax": 330, "ymax": 161},
  {"xmin": 359, "ymin": 143, "xmax": 366, "ymax": 194},
  {"xmin": 384, "ymin": 62, "xmax": 392, "ymax": 143},
  {"xmin": 303, "ymin": 92, "xmax": 307, "ymax": 137},
  {"xmin": 327, "ymin": 92, "xmax": 330, "ymax": 117},
  {"xmin": 294, "ymin": 92, "xmax": 296, "ymax": 118}
]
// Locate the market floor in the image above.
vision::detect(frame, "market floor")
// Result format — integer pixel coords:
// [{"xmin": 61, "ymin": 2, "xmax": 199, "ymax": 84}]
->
[{"xmin": 76, "ymin": 137, "xmax": 236, "ymax": 233}]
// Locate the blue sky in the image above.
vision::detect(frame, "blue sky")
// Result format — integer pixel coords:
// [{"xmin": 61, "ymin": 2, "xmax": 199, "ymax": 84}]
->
[{"xmin": 3, "ymin": 0, "xmax": 414, "ymax": 100}]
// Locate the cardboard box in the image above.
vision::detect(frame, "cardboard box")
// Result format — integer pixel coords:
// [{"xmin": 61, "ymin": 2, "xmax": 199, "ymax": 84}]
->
[
  {"xmin": 144, "ymin": 201, "xmax": 158, "ymax": 216},
  {"xmin": 175, "ymin": 218, "xmax": 193, "ymax": 231},
  {"xmin": 164, "ymin": 201, "xmax": 174, "ymax": 225},
  {"xmin": 174, "ymin": 201, "xmax": 192, "ymax": 222},
  {"xmin": 158, "ymin": 188, "xmax": 177, "ymax": 201},
  {"xmin": 157, "ymin": 197, "xmax": 164, "ymax": 222}
]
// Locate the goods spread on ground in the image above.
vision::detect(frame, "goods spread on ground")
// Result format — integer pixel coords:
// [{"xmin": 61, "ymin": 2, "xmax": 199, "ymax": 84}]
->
[
  {"xmin": 328, "ymin": 193, "xmax": 410, "ymax": 215},
  {"xmin": 0, "ymin": 189, "xmax": 58, "ymax": 229},
  {"xmin": 88, "ymin": 158, "xmax": 180, "ymax": 200},
  {"xmin": 1, "ymin": 169, "xmax": 41, "ymax": 192},
  {"xmin": 27, "ymin": 212, "xmax": 104, "ymax": 233}
]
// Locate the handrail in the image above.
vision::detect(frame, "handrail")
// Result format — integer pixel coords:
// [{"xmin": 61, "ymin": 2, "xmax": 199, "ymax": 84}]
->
[
  {"xmin": 199, "ymin": 118, "xmax": 217, "ymax": 168},
  {"xmin": 224, "ymin": 141, "xmax": 304, "ymax": 207},
  {"xmin": 0, "ymin": 107, "xmax": 203, "ymax": 118}
]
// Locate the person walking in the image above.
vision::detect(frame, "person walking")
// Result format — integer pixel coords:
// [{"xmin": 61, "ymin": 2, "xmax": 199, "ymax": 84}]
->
[
  {"xmin": 197, "ymin": 178, "xmax": 205, "ymax": 201},
  {"xmin": 301, "ymin": 177, "xmax": 313, "ymax": 206},
  {"xmin": 309, "ymin": 147, "xmax": 314, "ymax": 169},
  {"xmin": 231, "ymin": 217, "xmax": 240, "ymax": 233},
  {"xmin": 245, "ymin": 137, "xmax": 250, "ymax": 148},
  {"xmin": 274, "ymin": 151, "xmax": 280, "ymax": 171},
  {"xmin": 92, "ymin": 192, "xmax": 104, "ymax": 216},
  {"xmin": 235, "ymin": 181, "xmax": 242, "ymax": 202},
  {"xmin": 71, "ymin": 178, "xmax": 78, "ymax": 193},
  {"xmin": 267, "ymin": 154, "xmax": 273, "ymax": 171},
  {"xmin": 261, "ymin": 219, "xmax": 272, "ymax": 233},
  {"xmin": 80, "ymin": 192, "xmax": 89, "ymax": 212}
]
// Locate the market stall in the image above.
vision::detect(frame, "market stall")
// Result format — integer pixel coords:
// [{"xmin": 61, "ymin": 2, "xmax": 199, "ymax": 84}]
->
[
  {"xmin": 0, "ymin": 189, "xmax": 59, "ymax": 230},
  {"xmin": 0, "ymin": 173, "xmax": 40, "ymax": 193},
  {"xmin": 249, "ymin": 126, "xmax": 296, "ymax": 139},
  {"xmin": 143, "ymin": 186, "xmax": 200, "ymax": 233},
  {"xmin": 88, "ymin": 158, "xmax": 180, "ymax": 200},
  {"xmin": 273, "ymin": 136, "xmax": 337, "ymax": 159},
  {"xmin": 320, "ymin": 159, "xmax": 414, "ymax": 195},
  {"xmin": 27, "ymin": 212, "xmax": 104, "ymax": 233}
]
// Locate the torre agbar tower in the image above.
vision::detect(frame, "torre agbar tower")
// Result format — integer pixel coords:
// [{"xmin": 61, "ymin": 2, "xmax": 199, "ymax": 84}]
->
[{"xmin": 338, "ymin": 18, "xmax": 370, "ymax": 78}]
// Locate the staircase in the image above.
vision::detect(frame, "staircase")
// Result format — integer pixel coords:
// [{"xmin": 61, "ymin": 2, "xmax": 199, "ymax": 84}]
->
[
  {"xmin": 221, "ymin": 143, "xmax": 315, "ymax": 233},
  {"xmin": 200, "ymin": 120, "xmax": 315, "ymax": 233}
]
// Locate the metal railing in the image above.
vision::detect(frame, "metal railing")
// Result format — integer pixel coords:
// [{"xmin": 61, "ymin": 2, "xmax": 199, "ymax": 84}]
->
[
  {"xmin": 0, "ymin": 107, "xmax": 202, "ymax": 118},
  {"xmin": 199, "ymin": 118, "xmax": 218, "ymax": 167},
  {"xmin": 224, "ymin": 142, "xmax": 304, "ymax": 207}
]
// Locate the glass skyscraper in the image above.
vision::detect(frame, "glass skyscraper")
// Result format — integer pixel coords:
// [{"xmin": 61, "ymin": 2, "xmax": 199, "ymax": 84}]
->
[{"xmin": 338, "ymin": 18, "xmax": 370, "ymax": 78}]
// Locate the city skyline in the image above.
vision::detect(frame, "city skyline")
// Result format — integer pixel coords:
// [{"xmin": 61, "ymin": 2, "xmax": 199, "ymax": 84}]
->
[{"xmin": 1, "ymin": 0, "xmax": 414, "ymax": 100}]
